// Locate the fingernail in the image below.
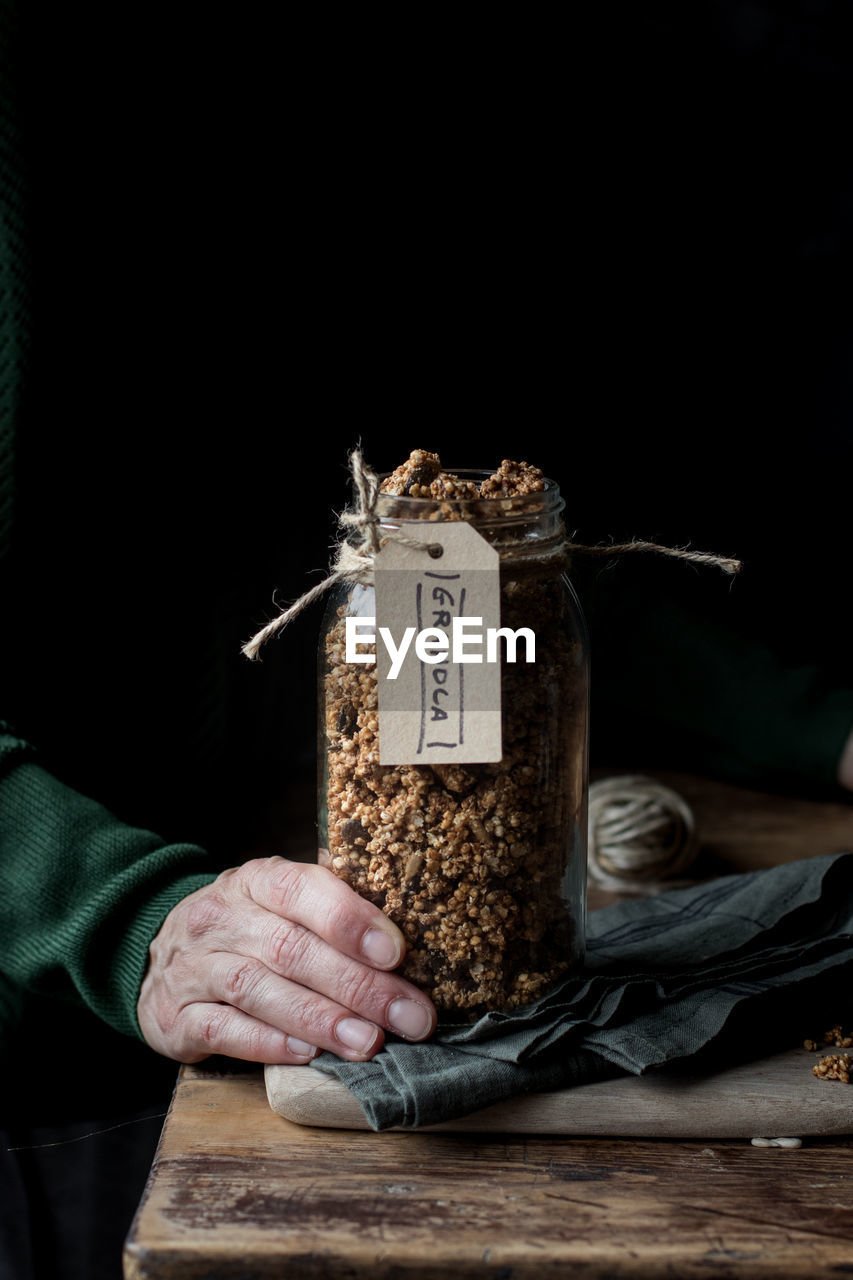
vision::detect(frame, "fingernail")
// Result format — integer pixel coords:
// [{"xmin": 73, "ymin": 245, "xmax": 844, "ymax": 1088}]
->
[
  {"xmin": 361, "ymin": 928, "xmax": 401, "ymax": 968},
  {"xmin": 286, "ymin": 1036, "xmax": 315, "ymax": 1057},
  {"xmin": 336, "ymin": 1018, "xmax": 379, "ymax": 1054},
  {"xmin": 388, "ymin": 998, "xmax": 433, "ymax": 1040}
]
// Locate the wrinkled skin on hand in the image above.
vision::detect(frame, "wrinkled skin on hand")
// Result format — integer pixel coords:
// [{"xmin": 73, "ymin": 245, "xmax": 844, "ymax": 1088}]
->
[{"xmin": 137, "ymin": 857, "xmax": 437, "ymax": 1065}]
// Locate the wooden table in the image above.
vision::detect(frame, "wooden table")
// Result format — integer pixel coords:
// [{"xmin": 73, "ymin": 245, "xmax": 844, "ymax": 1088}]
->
[{"xmin": 124, "ymin": 773, "xmax": 853, "ymax": 1279}]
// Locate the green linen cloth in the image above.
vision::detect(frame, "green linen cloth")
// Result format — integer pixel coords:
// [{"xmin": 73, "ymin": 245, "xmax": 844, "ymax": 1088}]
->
[{"xmin": 312, "ymin": 852, "xmax": 853, "ymax": 1129}]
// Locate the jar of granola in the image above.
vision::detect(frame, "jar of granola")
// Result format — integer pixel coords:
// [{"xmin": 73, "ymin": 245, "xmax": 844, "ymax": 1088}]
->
[{"xmin": 318, "ymin": 451, "xmax": 588, "ymax": 1016}]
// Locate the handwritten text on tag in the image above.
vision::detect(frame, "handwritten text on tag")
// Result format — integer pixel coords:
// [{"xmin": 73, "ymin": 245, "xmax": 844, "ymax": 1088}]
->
[{"xmin": 372, "ymin": 522, "xmax": 506, "ymax": 765}]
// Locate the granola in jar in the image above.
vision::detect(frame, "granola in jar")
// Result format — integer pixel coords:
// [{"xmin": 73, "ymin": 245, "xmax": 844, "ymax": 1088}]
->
[{"xmin": 319, "ymin": 451, "xmax": 588, "ymax": 1016}]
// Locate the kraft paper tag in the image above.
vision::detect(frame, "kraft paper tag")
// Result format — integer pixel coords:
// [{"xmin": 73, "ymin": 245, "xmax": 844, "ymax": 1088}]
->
[{"xmin": 370, "ymin": 522, "xmax": 503, "ymax": 764}]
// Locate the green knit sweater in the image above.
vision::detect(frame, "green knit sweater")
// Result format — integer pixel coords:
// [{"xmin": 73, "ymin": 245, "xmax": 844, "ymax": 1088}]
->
[{"xmin": 0, "ymin": 726, "xmax": 215, "ymax": 1053}]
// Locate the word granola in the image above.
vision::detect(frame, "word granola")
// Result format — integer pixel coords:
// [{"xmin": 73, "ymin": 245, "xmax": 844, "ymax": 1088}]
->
[{"xmin": 322, "ymin": 451, "xmax": 583, "ymax": 1014}]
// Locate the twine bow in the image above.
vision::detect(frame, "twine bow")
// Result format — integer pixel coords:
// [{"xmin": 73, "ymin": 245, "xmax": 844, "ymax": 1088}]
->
[{"xmin": 241, "ymin": 450, "xmax": 742, "ymax": 660}]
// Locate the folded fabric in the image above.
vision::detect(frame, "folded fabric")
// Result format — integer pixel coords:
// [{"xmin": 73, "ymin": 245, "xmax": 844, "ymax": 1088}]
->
[{"xmin": 311, "ymin": 851, "xmax": 853, "ymax": 1130}]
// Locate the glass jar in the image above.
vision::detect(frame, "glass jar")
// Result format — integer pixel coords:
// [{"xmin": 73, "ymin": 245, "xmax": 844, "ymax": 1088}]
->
[{"xmin": 318, "ymin": 471, "xmax": 588, "ymax": 1016}]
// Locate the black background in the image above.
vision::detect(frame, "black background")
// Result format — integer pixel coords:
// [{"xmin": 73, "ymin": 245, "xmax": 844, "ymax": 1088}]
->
[
  {"xmin": 18, "ymin": 2, "xmax": 849, "ymax": 515},
  {"xmin": 8, "ymin": 0, "xmax": 853, "ymax": 803}
]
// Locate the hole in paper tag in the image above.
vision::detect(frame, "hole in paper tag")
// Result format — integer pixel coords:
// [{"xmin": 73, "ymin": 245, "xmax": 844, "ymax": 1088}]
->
[{"xmin": 372, "ymin": 522, "xmax": 503, "ymax": 765}]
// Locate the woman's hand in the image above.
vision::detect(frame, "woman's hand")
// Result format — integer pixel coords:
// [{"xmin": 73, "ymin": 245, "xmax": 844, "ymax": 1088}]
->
[{"xmin": 137, "ymin": 857, "xmax": 436, "ymax": 1064}]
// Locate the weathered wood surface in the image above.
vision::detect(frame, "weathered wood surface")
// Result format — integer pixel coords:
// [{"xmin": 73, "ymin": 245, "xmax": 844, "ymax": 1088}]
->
[
  {"xmin": 125, "ymin": 774, "xmax": 853, "ymax": 1278},
  {"xmin": 125, "ymin": 1066, "xmax": 853, "ymax": 1279},
  {"xmin": 265, "ymin": 1047, "xmax": 853, "ymax": 1136}
]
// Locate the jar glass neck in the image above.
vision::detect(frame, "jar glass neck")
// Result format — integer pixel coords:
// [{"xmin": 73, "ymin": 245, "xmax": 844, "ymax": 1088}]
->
[{"xmin": 374, "ymin": 473, "xmax": 566, "ymax": 554}]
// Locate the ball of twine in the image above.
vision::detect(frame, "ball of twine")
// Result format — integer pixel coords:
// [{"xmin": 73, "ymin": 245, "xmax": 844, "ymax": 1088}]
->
[{"xmin": 588, "ymin": 775, "xmax": 698, "ymax": 895}]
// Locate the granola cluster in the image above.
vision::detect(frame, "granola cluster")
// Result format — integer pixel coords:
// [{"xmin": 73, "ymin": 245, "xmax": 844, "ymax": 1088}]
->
[
  {"xmin": 804, "ymin": 1024, "xmax": 853, "ymax": 1053},
  {"xmin": 380, "ymin": 450, "xmax": 546, "ymax": 503},
  {"xmin": 321, "ymin": 452, "xmax": 585, "ymax": 1015},
  {"xmin": 813, "ymin": 1054, "xmax": 851, "ymax": 1083},
  {"xmin": 805, "ymin": 1024, "xmax": 853, "ymax": 1082},
  {"xmin": 480, "ymin": 457, "xmax": 546, "ymax": 498},
  {"xmin": 380, "ymin": 449, "xmax": 480, "ymax": 501}
]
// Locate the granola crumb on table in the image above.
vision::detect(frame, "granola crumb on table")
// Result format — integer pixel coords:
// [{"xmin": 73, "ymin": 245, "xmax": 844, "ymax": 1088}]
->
[
  {"xmin": 822, "ymin": 1023, "xmax": 853, "ymax": 1048},
  {"xmin": 322, "ymin": 450, "xmax": 584, "ymax": 1016},
  {"xmin": 813, "ymin": 1053, "xmax": 852, "ymax": 1083},
  {"xmin": 806, "ymin": 1024, "xmax": 853, "ymax": 1081}
]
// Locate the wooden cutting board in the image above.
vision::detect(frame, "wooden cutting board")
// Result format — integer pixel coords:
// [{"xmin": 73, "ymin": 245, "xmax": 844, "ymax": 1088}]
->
[{"xmin": 265, "ymin": 1048, "xmax": 853, "ymax": 1137}]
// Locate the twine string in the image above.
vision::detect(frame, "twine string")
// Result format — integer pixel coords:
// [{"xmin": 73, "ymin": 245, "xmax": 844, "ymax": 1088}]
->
[
  {"xmin": 588, "ymin": 775, "xmax": 699, "ymax": 895},
  {"xmin": 340, "ymin": 454, "xmax": 380, "ymax": 555},
  {"xmin": 571, "ymin": 540, "xmax": 742, "ymax": 576},
  {"xmin": 242, "ymin": 450, "xmax": 742, "ymax": 660},
  {"xmin": 241, "ymin": 451, "xmax": 440, "ymax": 660}
]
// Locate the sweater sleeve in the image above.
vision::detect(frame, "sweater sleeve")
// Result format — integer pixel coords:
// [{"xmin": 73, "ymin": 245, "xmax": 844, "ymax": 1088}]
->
[{"xmin": 0, "ymin": 724, "xmax": 218, "ymax": 1041}]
